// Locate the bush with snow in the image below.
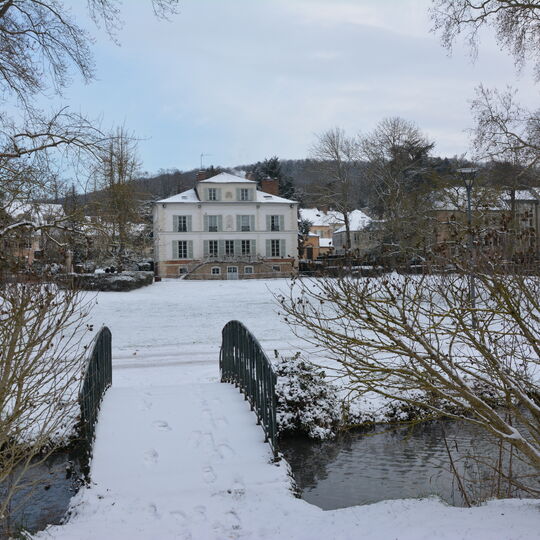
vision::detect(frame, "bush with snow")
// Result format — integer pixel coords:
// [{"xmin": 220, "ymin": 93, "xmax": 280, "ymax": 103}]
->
[{"xmin": 275, "ymin": 353, "xmax": 341, "ymax": 440}]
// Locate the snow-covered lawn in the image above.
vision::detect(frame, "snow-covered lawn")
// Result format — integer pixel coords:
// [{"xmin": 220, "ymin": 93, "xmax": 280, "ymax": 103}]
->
[
  {"xmin": 31, "ymin": 279, "xmax": 539, "ymax": 539},
  {"xmin": 85, "ymin": 278, "xmax": 303, "ymax": 387}
]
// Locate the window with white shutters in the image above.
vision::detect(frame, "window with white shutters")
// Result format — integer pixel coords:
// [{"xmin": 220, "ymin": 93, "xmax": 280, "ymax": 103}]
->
[{"xmin": 173, "ymin": 215, "xmax": 191, "ymax": 232}]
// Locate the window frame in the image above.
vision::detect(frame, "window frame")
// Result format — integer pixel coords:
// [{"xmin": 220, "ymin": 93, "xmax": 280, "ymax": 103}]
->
[
  {"xmin": 211, "ymin": 266, "xmax": 221, "ymax": 275},
  {"xmin": 270, "ymin": 215, "xmax": 280, "ymax": 232},
  {"xmin": 271, "ymin": 239, "xmax": 281, "ymax": 257},
  {"xmin": 208, "ymin": 215, "xmax": 219, "ymax": 232},
  {"xmin": 241, "ymin": 239, "xmax": 251, "ymax": 255},
  {"xmin": 225, "ymin": 240, "xmax": 234, "ymax": 256},
  {"xmin": 239, "ymin": 188, "xmax": 250, "ymax": 201},
  {"xmin": 208, "ymin": 188, "xmax": 217, "ymax": 201},
  {"xmin": 244, "ymin": 266, "xmax": 254, "ymax": 274},
  {"xmin": 240, "ymin": 215, "xmax": 251, "ymax": 232},
  {"xmin": 208, "ymin": 239, "xmax": 218, "ymax": 257},
  {"xmin": 178, "ymin": 240, "xmax": 188, "ymax": 259},
  {"xmin": 177, "ymin": 215, "xmax": 188, "ymax": 232}
]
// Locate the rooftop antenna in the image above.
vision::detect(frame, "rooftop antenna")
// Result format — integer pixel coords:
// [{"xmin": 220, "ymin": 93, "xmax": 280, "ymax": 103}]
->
[{"xmin": 200, "ymin": 153, "xmax": 212, "ymax": 169}]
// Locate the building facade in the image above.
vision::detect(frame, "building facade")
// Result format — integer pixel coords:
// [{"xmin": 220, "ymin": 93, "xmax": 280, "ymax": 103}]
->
[{"xmin": 153, "ymin": 172, "xmax": 299, "ymax": 279}]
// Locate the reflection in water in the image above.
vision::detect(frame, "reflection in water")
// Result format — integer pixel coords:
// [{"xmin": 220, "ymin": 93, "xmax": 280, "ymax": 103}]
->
[
  {"xmin": 0, "ymin": 452, "xmax": 79, "ymax": 538},
  {"xmin": 280, "ymin": 420, "xmax": 537, "ymax": 510}
]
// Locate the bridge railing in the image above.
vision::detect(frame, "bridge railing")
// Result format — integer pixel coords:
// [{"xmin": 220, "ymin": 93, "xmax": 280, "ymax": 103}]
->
[
  {"xmin": 220, "ymin": 320, "xmax": 278, "ymax": 457},
  {"xmin": 78, "ymin": 326, "xmax": 112, "ymax": 475}
]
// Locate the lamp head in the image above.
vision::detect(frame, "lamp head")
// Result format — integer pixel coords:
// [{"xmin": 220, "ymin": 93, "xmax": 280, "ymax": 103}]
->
[{"xmin": 457, "ymin": 167, "xmax": 478, "ymax": 188}]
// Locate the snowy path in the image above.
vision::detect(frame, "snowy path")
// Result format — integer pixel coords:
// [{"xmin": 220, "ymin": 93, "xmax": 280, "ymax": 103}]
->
[{"xmin": 55, "ymin": 381, "xmax": 292, "ymax": 539}]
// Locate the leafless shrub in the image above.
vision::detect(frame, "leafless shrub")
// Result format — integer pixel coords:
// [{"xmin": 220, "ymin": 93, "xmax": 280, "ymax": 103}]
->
[
  {"xmin": 278, "ymin": 268, "xmax": 540, "ymax": 495},
  {"xmin": 0, "ymin": 282, "xmax": 93, "ymax": 533}
]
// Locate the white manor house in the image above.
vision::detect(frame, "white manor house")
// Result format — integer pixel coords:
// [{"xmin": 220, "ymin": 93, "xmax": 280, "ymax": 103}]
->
[{"xmin": 153, "ymin": 171, "xmax": 299, "ymax": 279}]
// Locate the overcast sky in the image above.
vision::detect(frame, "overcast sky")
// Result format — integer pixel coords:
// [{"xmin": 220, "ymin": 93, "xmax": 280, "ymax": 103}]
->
[{"xmin": 55, "ymin": 0, "xmax": 538, "ymax": 175}]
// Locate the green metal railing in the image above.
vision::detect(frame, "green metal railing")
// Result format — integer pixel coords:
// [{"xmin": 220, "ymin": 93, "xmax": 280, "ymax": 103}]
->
[
  {"xmin": 220, "ymin": 320, "xmax": 278, "ymax": 457},
  {"xmin": 78, "ymin": 326, "xmax": 112, "ymax": 475}
]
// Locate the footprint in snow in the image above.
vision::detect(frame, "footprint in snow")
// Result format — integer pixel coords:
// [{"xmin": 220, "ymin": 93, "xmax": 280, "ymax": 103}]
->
[
  {"xmin": 143, "ymin": 449, "xmax": 159, "ymax": 465},
  {"xmin": 217, "ymin": 443, "xmax": 235, "ymax": 459},
  {"xmin": 193, "ymin": 505, "xmax": 207, "ymax": 523},
  {"xmin": 153, "ymin": 420, "xmax": 172, "ymax": 431},
  {"xmin": 202, "ymin": 465, "xmax": 216, "ymax": 484}
]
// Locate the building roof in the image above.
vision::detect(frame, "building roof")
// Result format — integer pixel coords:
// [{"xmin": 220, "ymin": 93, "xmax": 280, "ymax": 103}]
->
[
  {"xmin": 299, "ymin": 208, "xmax": 344, "ymax": 227},
  {"xmin": 6, "ymin": 201, "xmax": 65, "ymax": 225},
  {"xmin": 156, "ymin": 187, "xmax": 296, "ymax": 204},
  {"xmin": 157, "ymin": 188, "xmax": 200, "ymax": 203},
  {"xmin": 432, "ymin": 187, "xmax": 540, "ymax": 212},
  {"xmin": 333, "ymin": 210, "xmax": 372, "ymax": 233},
  {"xmin": 198, "ymin": 172, "xmax": 257, "ymax": 184}
]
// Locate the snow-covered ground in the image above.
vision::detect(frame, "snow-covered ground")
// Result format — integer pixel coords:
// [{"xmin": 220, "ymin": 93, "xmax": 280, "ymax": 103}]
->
[
  {"xmin": 84, "ymin": 278, "xmax": 303, "ymax": 387},
  {"xmin": 33, "ymin": 279, "xmax": 539, "ymax": 539}
]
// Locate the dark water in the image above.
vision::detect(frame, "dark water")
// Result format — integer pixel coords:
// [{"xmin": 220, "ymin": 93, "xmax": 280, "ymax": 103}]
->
[
  {"xmin": 280, "ymin": 420, "xmax": 537, "ymax": 510},
  {"xmin": 0, "ymin": 452, "xmax": 80, "ymax": 539}
]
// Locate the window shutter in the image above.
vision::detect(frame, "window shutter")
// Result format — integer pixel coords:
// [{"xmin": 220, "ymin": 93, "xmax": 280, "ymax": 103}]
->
[
  {"xmin": 206, "ymin": 188, "xmax": 211, "ymax": 201},
  {"xmin": 216, "ymin": 189, "xmax": 222, "ymax": 201},
  {"xmin": 218, "ymin": 215, "xmax": 223, "ymax": 232},
  {"xmin": 266, "ymin": 215, "xmax": 271, "ymax": 231},
  {"xmin": 218, "ymin": 240, "xmax": 225, "ymax": 257},
  {"xmin": 249, "ymin": 189, "xmax": 254, "ymax": 201},
  {"xmin": 279, "ymin": 215, "xmax": 284, "ymax": 231},
  {"xmin": 251, "ymin": 239, "xmax": 256, "ymax": 255},
  {"xmin": 236, "ymin": 215, "xmax": 241, "ymax": 231},
  {"xmin": 203, "ymin": 240, "xmax": 209, "ymax": 258},
  {"xmin": 187, "ymin": 215, "xmax": 192, "ymax": 232},
  {"xmin": 236, "ymin": 188, "xmax": 241, "ymax": 201},
  {"xmin": 266, "ymin": 239, "xmax": 271, "ymax": 257},
  {"xmin": 172, "ymin": 240, "xmax": 179, "ymax": 259},
  {"xmin": 280, "ymin": 239, "xmax": 286, "ymax": 258},
  {"xmin": 249, "ymin": 215, "xmax": 255, "ymax": 232},
  {"xmin": 204, "ymin": 215, "xmax": 209, "ymax": 232},
  {"xmin": 173, "ymin": 215, "xmax": 179, "ymax": 232},
  {"xmin": 234, "ymin": 240, "xmax": 241, "ymax": 256},
  {"xmin": 187, "ymin": 241, "xmax": 193, "ymax": 259}
]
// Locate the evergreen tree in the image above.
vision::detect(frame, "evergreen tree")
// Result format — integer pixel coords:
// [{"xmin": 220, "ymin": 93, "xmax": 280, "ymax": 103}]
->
[{"xmin": 250, "ymin": 156, "xmax": 296, "ymax": 199}]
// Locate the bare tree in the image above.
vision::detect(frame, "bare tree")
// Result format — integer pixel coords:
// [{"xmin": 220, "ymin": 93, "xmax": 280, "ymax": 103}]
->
[
  {"xmin": 360, "ymin": 117, "xmax": 436, "ymax": 261},
  {"xmin": 430, "ymin": 0, "xmax": 540, "ymax": 79},
  {"xmin": 309, "ymin": 128, "xmax": 360, "ymax": 252},
  {"xmin": 91, "ymin": 127, "xmax": 143, "ymax": 269}
]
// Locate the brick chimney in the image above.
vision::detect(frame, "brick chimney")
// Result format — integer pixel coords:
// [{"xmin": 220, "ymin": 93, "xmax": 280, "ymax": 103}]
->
[
  {"xmin": 260, "ymin": 176, "xmax": 279, "ymax": 196},
  {"xmin": 195, "ymin": 169, "xmax": 209, "ymax": 183}
]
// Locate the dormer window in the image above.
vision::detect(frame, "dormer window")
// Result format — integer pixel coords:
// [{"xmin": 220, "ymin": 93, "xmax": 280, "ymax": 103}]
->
[
  {"xmin": 208, "ymin": 188, "xmax": 217, "ymax": 201},
  {"xmin": 240, "ymin": 188, "xmax": 249, "ymax": 201}
]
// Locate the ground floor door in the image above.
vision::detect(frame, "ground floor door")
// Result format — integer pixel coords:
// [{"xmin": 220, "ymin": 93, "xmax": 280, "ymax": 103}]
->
[{"xmin": 227, "ymin": 266, "xmax": 239, "ymax": 280}]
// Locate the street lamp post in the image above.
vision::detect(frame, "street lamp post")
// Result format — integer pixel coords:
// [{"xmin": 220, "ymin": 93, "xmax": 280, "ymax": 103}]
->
[{"xmin": 458, "ymin": 168, "xmax": 478, "ymax": 329}]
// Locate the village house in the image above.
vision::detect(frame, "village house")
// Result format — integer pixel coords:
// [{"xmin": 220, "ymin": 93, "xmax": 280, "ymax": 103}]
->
[
  {"xmin": 330, "ymin": 209, "xmax": 378, "ymax": 256},
  {"xmin": 431, "ymin": 187, "xmax": 540, "ymax": 263},
  {"xmin": 3, "ymin": 202, "xmax": 65, "ymax": 266},
  {"xmin": 153, "ymin": 171, "xmax": 299, "ymax": 279},
  {"xmin": 298, "ymin": 208, "xmax": 344, "ymax": 260}
]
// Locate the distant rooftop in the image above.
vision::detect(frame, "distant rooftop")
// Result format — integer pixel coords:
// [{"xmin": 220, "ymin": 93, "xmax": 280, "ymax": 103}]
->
[
  {"xmin": 156, "ymin": 186, "xmax": 297, "ymax": 204},
  {"xmin": 198, "ymin": 172, "xmax": 257, "ymax": 184}
]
